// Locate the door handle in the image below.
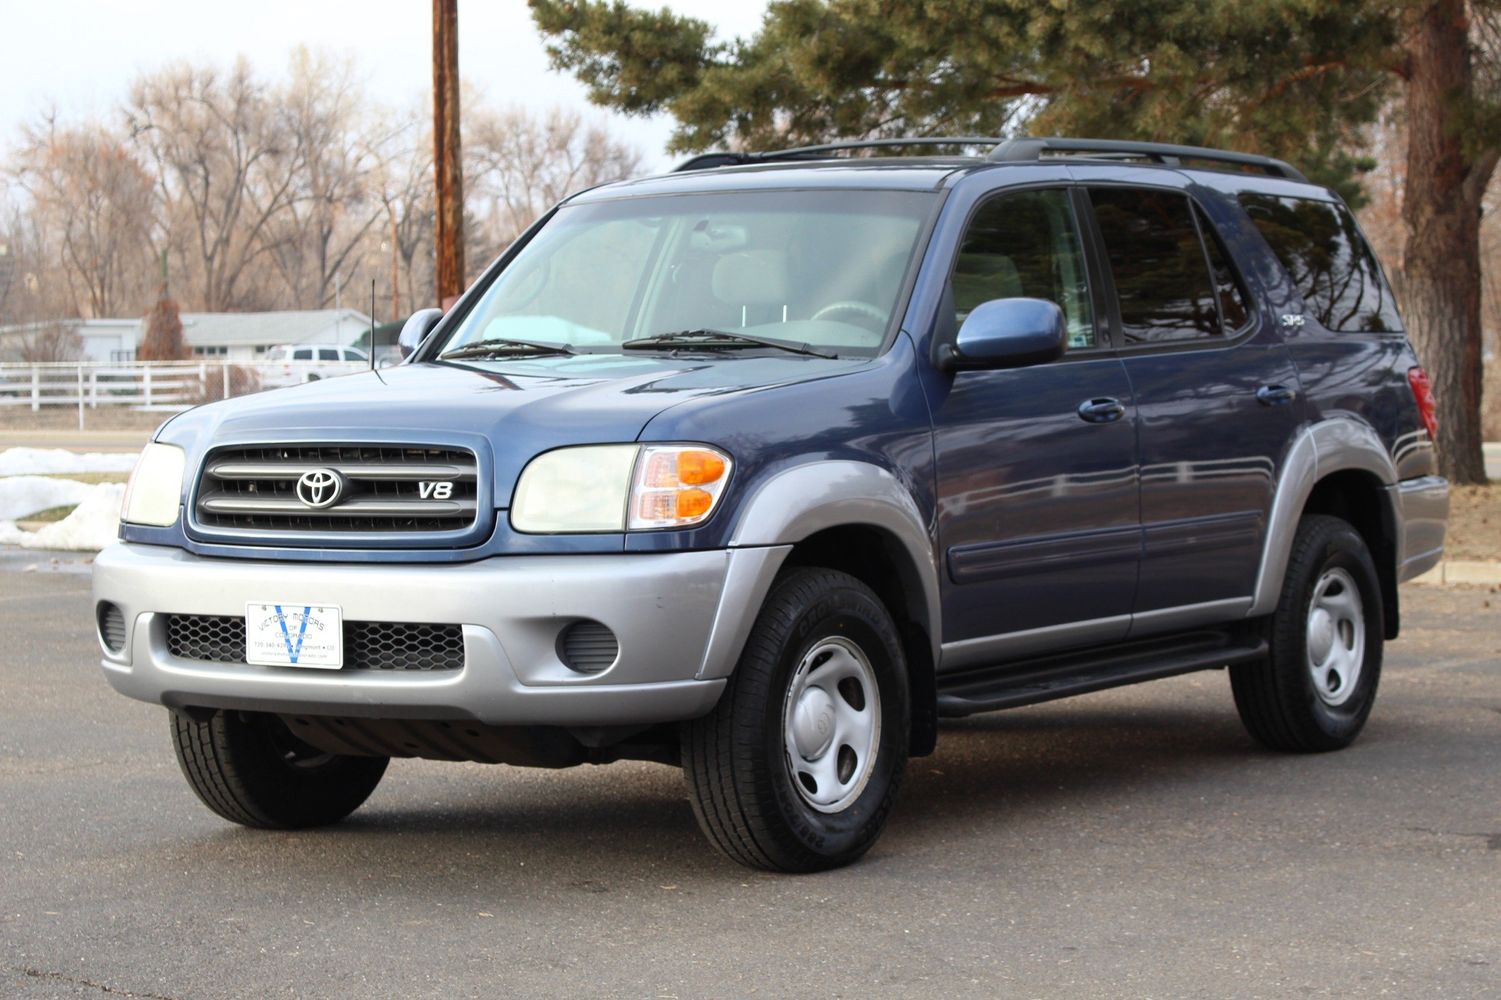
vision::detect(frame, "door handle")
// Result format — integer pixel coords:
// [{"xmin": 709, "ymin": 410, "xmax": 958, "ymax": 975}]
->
[
  {"xmin": 1256, "ymin": 384, "xmax": 1297, "ymax": 406},
  {"xmin": 1077, "ymin": 397, "xmax": 1126, "ymax": 424}
]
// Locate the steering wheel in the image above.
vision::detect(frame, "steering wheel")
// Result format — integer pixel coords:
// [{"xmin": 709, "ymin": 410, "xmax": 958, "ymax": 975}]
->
[{"xmin": 810, "ymin": 300, "xmax": 887, "ymax": 331}]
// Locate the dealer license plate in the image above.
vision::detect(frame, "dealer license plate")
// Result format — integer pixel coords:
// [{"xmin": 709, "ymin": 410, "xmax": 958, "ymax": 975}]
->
[{"xmin": 245, "ymin": 603, "xmax": 343, "ymax": 669}]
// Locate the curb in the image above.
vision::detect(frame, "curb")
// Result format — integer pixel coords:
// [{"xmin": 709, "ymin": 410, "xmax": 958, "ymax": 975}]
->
[{"xmin": 1410, "ymin": 560, "xmax": 1501, "ymax": 586}]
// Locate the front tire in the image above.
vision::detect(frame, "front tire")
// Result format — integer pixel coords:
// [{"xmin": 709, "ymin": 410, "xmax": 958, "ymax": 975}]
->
[
  {"xmin": 171, "ymin": 710, "xmax": 388, "ymax": 828},
  {"xmin": 682, "ymin": 568, "xmax": 910, "ymax": 872},
  {"xmin": 1231, "ymin": 515, "xmax": 1384, "ymax": 752}
]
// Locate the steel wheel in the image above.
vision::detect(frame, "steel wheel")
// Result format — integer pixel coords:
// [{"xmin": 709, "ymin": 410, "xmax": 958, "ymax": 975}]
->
[
  {"xmin": 1306, "ymin": 567, "xmax": 1365, "ymax": 707},
  {"xmin": 1231, "ymin": 514, "xmax": 1384, "ymax": 752},
  {"xmin": 682, "ymin": 567, "xmax": 910, "ymax": 872},
  {"xmin": 782, "ymin": 636, "xmax": 881, "ymax": 813}
]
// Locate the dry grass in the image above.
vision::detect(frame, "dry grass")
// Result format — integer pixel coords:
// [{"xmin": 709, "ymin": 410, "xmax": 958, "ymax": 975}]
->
[
  {"xmin": 35, "ymin": 471, "xmax": 130, "ymax": 484},
  {"xmin": 20, "ymin": 505, "xmax": 78, "ymax": 524},
  {"xmin": 0, "ymin": 408, "xmax": 174, "ymax": 433},
  {"xmin": 1445, "ymin": 484, "xmax": 1501, "ymax": 562}
]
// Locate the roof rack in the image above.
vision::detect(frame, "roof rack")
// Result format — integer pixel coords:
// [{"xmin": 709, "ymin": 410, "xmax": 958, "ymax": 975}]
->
[
  {"xmin": 674, "ymin": 134, "xmax": 1308, "ymax": 182},
  {"xmin": 987, "ymin": 137, "xmax": 1308, "ymax": 181},
  {"xmin": 673, "ymin": 136, "xmax": 1008, "ymax": 172}
]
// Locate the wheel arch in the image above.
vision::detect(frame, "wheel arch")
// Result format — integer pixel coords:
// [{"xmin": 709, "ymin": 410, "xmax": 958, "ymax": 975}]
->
[
  {"xmin": 1251, "ymin": 419, "xmax": 1402, "ymax": 639},
  {"xmin": 721, "ymin": 461, "xmax": 942, "ymax": 757}
]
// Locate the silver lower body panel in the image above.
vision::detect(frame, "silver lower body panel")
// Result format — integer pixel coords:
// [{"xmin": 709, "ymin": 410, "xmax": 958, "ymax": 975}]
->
[
  {"xmin": 91, "ymin": 542, "xmax": 789, "ymax": 727},
  {"xmin": 1395, "ymin": 475, "xmax": 1448, "ymax": 582}
]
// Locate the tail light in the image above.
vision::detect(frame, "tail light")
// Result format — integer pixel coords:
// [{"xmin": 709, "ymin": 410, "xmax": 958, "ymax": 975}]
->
[{"xmin": 1407, "ymin": 367, "xmax": 1437, "ymax": 440}]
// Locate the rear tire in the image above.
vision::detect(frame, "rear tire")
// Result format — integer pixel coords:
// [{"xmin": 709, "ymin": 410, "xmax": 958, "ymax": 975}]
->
[
  {"xmin": 1231, "ymin": 514, "xmax": 1384, "ymax": 752},
  {"xmin": 682, "ymin": 568, "xmax": 910, "ymax": 872},
  {"xmin": 170, "ymin": 710, "xmax": 388, "ymax": 828}
]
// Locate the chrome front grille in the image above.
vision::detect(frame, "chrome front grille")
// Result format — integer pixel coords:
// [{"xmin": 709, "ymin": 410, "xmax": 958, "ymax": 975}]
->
[
  {"xmin": 165, "ymin": 614, "xmax": 465, "ymax": 671},
  {"xmin": 194, "ymin": 444, "xmax": 480, "ymax": 535}
]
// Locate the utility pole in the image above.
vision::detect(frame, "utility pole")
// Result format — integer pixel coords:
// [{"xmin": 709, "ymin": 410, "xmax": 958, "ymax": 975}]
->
[{"xmin": 432, "ymin": 0, "xmax": 464, "ymax": 308}]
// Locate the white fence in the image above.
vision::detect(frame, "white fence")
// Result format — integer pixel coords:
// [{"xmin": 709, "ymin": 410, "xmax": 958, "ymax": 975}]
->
[{"xmin": 0, "ymin": 360, "xmax": 370, "ymax": 419}]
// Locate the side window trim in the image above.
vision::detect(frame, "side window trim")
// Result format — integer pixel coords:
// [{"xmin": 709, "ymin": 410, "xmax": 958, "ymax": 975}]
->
[
  {"xmin": 941, "ymin": 182, "xmax": 1110, "ymax": 359},
  {"xmin": 1071, "ymin": 185, "xmax": 1123, "ymax": 351},
  {"xmin": 1187, "ymin": 201, "xmax": 1230, "ymax": 337},
  {"xmin": 1078, "ymin": 182, "xmax": 1264, "ymax": 356},
  {"xmin": 1191, "ymin": 200, "xmax": 1257, "ymax": 338}
]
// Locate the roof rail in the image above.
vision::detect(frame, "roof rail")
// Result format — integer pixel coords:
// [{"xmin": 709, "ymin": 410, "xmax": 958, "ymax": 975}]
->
[
  {"xmin": 674, "ymin": 134, "xmax": 1309, "ymax": 183},
  {"xmin": 988, "ymin": 136, "xmax": 1308, "ymax": 182},
  {"xmin": 674, "ymin": 136, "xmax": 1008, "ymax": 172}
]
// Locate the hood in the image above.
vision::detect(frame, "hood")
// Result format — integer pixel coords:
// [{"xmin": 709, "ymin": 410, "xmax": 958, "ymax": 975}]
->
[{"xmin": 156, "ymin": 353, "xmax": 871, "ymax": 505}]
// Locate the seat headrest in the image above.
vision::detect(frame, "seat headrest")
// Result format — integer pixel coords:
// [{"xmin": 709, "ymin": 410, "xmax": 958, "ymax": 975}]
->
[{"xmin": 712, "ymin": 251, "xmax": 790, "ymax": 306}]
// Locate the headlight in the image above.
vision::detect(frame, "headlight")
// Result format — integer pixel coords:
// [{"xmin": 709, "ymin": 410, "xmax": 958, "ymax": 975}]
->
[
  {"xmin": 511, "ymin": 444, "xmax": 639, "ymax": 532},
  {"xmin": 510, "ymin": 443, "xmax": 732, "ymax": 533},
  {"xmin": 121, "ymin": 443, "xmax": 187, "ymax": 527}
]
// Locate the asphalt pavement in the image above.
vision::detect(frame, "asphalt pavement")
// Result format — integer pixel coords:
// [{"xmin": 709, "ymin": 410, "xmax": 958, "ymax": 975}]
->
[{"xmin": 1, "ymin": 562, "xmax": 1498, "ymax": 999}]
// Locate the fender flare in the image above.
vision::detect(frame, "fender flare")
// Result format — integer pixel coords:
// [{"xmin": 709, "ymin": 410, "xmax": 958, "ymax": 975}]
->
[
  {"xmin": 1248, "ymin": 418, "xmax": 1399, "ymax": 616},
  {"xmin": 695, "ymin": 460, "xmax": 940, "ymax": 680}
]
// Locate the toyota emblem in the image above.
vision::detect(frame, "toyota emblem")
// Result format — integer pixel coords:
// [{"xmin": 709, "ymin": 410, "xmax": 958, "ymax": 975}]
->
[{"xmin": 295, "ymin": 469, "xmax": 345, "ymax": 509}]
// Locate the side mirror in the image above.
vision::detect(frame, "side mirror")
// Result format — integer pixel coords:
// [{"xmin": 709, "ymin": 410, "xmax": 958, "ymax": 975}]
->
[
  {"xmin": 397, "ymin": 308, "xmax": 445, "ymax": 360},
  {"xmin": 936, "ymin": 297, "xmax": 1068, "ymax": 372}
]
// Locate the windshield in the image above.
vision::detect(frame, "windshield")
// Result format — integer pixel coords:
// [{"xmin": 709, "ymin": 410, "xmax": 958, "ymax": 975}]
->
[{"xmin": 436, "ymin": 189, "xmax": 936, "ymax": 359}]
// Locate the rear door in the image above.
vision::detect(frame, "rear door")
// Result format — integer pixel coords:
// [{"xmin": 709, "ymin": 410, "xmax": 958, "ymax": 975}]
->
[
  {"xmin": 1081, "ymin": 181, "xmax": 1301, "ymax": 628},
  {"xmin": 930, "ymin": 186, "xmax": 1141, "ymax": 662}
]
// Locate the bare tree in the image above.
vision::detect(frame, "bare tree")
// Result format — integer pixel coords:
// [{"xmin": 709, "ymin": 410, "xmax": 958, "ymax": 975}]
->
[
  {"xmin": 373, "ymin": 114, "xmax": 436, "ymax": 316},
  {"xmin": 264, "ymin": 48, "xmax": 387, "ymax": 310},
  {"xmin": 466, "ymin": 105, "xmax": 642, "ymax": 247},
  {"xmin": 125, "ymin": 59, "xmax": 298, "ymax": 312},
  {"xmin": 2, "ymin": 52, "xmax": 644, "ymax": 327},
  {"xmin": 10, "ymin": 119, "xmax": 154, "ymax": 318},
  {"xmin": 16, "ymin": 322, "xmax": 83, "ymax": 362}
]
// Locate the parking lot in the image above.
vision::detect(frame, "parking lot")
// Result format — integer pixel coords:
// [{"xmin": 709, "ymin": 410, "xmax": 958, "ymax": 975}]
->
[{"xmin": 1, "ymin": 558, "xmax": 1498, "ymax": 999}]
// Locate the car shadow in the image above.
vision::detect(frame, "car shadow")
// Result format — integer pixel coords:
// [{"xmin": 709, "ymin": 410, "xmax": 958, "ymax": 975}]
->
[{"xmin": 165, "ymin": 685, "xmax": 1411, "ymax": 884}]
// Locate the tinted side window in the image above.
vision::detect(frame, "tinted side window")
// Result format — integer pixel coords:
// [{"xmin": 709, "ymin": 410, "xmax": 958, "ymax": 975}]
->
[
  {"xmin": 292, "ymin": 348, "xmax": 313, "ymax": 360},
  {"xmin": 1196, "ymin": 205, "xmax": 1250, "ymax": 331},
  {"xmin": 952, "ymin": 188, "xmax": 1096, "ymax": 348},
  {"xmin": 1090, "ymin": 188, "xmax": 1221, "ymax": 343},
  {"xmin": 318, "ymin": 348, "xmax": 340, "ymax": 361},
  {"xmin": 1238, "ymin": 193, "xmax": 1402, "ymax": 332}
]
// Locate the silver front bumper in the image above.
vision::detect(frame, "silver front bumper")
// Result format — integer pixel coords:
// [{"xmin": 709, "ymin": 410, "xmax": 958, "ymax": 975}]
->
[{"xmin": 92, "ymin": 542, "xmax": 788, "ymax": 726}]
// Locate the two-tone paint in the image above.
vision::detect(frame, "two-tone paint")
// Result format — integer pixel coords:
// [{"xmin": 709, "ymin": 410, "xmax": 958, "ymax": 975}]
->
[{"xmin": 100, "ymin": 155, "xmax": 1447, "ymax": 744}]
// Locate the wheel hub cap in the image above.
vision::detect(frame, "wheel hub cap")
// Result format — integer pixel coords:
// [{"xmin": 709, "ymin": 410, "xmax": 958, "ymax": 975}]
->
[
  {"xmin": 1305, "ymin": 567, "xmax": 1365, "ymax": 707},
  {"xmin": 791, "ymin": 686, "xmax": 837, "ymax": 760},
  {"xmin": 781, "ymin": 636, "xmax": 882, "ymax": 814}
]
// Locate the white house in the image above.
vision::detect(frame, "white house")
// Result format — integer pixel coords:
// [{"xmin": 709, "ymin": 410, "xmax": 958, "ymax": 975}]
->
[{"xmin": 0, "ymin": 309, "xmax": 374, "ymax": 362}]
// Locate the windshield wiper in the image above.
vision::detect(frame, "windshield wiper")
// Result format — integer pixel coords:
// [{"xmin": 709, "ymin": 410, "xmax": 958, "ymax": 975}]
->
[
  {"xmin": 621, "ymin": 329, "xmax": 837, "ymax": 359},
  {"xmin": 439, "ymin": 337, "xmax": 576, "ymax": 360}
]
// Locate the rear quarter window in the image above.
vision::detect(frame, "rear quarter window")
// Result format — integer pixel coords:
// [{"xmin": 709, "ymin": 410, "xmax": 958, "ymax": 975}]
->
[{"xmin": 1237, "ymin": 193, "xmax": 1403, "ymax": 333}]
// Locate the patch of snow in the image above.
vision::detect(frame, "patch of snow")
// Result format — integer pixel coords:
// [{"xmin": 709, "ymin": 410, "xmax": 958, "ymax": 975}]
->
[
  {"xmin": 0, "ymin": 476, "xmax": 97, "ymax": 520},
  {"xmin": 0, "ymin": 482, "xmax": 125, "ymax": 551},
  {"xmin": 0, "ymin": 447, "xmax": 139, "ymax": 476}
]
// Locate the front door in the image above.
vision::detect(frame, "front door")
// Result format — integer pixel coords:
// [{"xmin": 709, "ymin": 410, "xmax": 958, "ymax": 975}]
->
[{"xmin": 929, "ymin": 187, "xmax": 1140, "ymax": 665}]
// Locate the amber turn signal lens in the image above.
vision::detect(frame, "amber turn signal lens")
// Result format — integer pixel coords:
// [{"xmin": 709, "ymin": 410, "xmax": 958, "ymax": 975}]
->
[
  {"xmin": 677, "ymin": 451, "xmax": 727, "ymax": 485},
  {"xmin": 674, "ymin": 488, "xmax": 713, "ymax": 518},
  {"xmin": 627, "ymin": 444, "xmax": 732, "ymax": 529}
]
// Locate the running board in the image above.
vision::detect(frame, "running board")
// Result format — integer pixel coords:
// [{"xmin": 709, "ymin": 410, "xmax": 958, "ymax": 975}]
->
[{"xmin": 935, "ymin": 628, "xmax": 1268, "ymax": 717}]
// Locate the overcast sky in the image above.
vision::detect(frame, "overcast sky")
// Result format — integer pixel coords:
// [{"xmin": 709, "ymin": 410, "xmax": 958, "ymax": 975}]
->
[{"xmin": 0, "ymin": 0, "xmax": 770, "ymax": 172}]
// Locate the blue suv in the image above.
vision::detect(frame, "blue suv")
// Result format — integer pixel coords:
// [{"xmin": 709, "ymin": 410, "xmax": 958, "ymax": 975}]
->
[{"xmin": 94, "ymin": 137, "xmax": 1450, "ymax": 872}]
